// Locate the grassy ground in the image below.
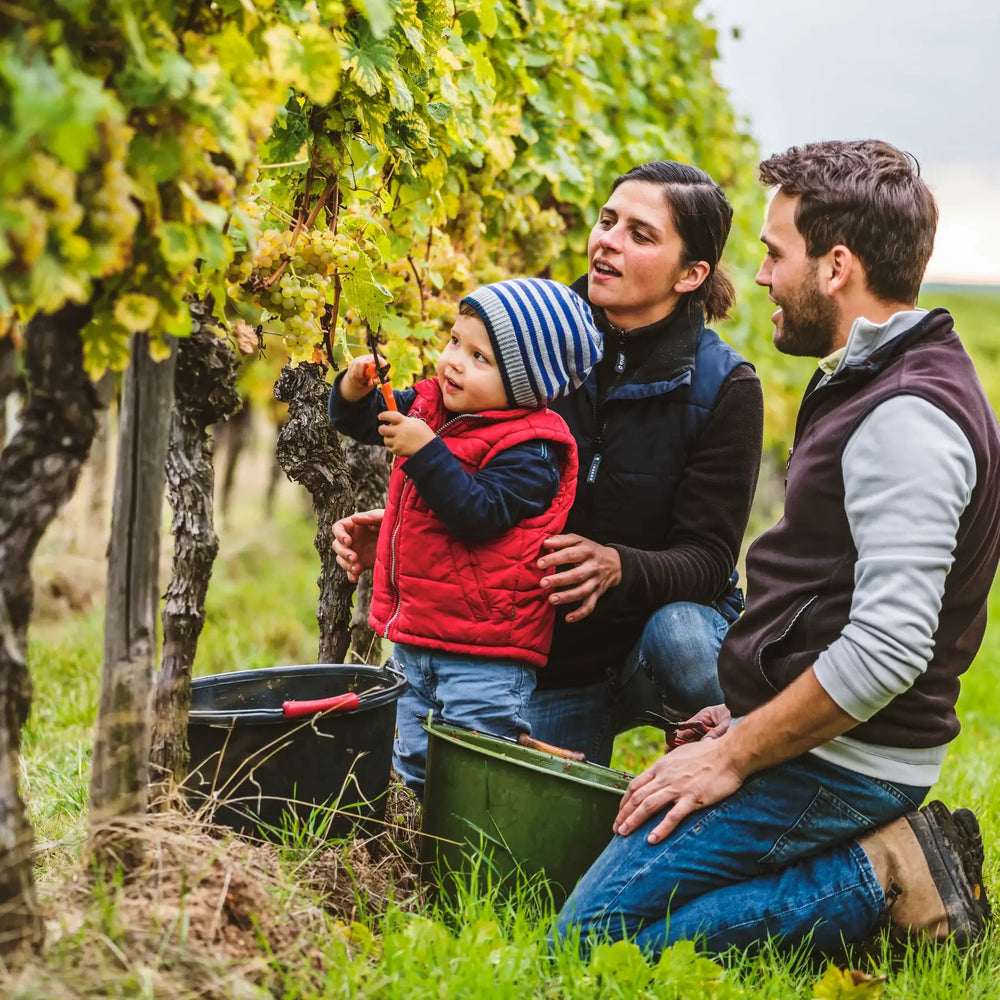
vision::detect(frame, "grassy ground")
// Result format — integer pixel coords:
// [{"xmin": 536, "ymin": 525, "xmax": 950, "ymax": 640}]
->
[{"xmin": 8, "ymin": 287, "xmax": 1000, "ymax": 995}]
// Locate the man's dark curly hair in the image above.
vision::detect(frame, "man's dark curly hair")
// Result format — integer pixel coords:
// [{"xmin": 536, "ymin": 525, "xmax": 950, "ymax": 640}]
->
[{"xmin": 758, "ymin": 140, "xmax": 938, "ymax": 304}]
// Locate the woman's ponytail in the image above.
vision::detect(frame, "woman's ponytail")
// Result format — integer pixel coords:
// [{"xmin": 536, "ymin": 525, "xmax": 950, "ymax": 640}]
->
[{"xmin": 702, "ymin": 267, "xmax": 735, "ymax": 322}]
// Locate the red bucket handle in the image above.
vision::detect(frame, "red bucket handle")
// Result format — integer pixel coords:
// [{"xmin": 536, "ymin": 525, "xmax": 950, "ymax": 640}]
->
[{"xmin": 282, "ymin": 692, "xmax": 360, "ymax": 718}]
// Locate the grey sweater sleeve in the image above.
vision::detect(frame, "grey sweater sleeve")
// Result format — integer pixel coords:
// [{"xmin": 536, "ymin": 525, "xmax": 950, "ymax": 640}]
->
[{"xmin": 813, "ymin": 394, "xmax": 977, "ymax": 721}]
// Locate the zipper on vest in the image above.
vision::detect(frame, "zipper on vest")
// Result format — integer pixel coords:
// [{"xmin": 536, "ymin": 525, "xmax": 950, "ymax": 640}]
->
[
  {"xmin": 613, "ymin": 327, "xmax": 627, "ymax": 374},
  {"xmin": 755, "ymin": 594, "xmax": 818, "ymax": 690},
  {"xmin": 438, "ymin": 412, "xmax": 486, "ymax": 435},
  {"xmin": 385, "ymin": 478, "xmax": 413, "ymax": 633},
  {"xmin": 384, "ymin": 411, "xmax": 488, "ymax": 630},
  {"xmin": 587, "ymin": 328, "xmax": 628, "ymax": 488}
]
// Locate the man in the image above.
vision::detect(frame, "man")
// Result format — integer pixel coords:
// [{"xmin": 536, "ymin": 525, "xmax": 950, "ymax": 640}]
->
[{"xmin": 554, "ymin": 139, "xmax": 1000, "ymax": 956}]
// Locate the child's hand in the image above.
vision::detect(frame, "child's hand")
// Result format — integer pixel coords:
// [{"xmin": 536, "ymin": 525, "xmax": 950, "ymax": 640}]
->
[
  {"xmin": 378, "ymin": 410, "xmax": 434, "ymax": 457},
  {"xmin": 338, "ymin": 354, "xmax": 379, "ymax": 403}
]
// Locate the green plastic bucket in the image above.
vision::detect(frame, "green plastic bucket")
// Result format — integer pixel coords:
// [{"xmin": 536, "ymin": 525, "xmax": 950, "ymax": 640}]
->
[{"xmin": 420, "ymin": 721, "xmax": 631, "ymax": 908}]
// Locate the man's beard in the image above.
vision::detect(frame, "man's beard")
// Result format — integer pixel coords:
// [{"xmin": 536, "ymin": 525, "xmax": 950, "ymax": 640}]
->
[{"xmin": 774, "ymin": 265, "xmax": 840, "ymax": 358}]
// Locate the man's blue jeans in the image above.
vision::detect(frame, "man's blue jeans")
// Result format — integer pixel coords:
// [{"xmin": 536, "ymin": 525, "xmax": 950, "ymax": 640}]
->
[
  {"xmin": 526, "ymin": 601, "xmax": 728, "ymax": 765},
  {"xmin": 553, "ymin": 752, "xmax": 928, "ymax": 956},
  {"xmin": 390, "ymin": 642, "xmax": 536, "ymax": 794}
]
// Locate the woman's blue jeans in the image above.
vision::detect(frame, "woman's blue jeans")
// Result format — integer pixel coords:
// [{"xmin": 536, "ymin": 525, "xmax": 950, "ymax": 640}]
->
[
  {"xmin": 526, "ymin": 601, "xmax": 728, "ymax": 765},
  {"xmin": 553, "ymin": 752, "xmax": 928, "ymax": 957}
]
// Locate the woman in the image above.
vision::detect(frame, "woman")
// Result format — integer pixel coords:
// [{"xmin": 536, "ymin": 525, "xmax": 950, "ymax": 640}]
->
[{"xmin": 333, "ymin": 160, "xmax": 763, "ymax": 766}]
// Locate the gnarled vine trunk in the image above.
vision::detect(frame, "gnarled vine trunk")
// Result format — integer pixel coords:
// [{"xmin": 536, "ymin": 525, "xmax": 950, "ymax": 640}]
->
[
  {"xmin": 0, "ymin": 304, "xmax": 97, "ymax": 962},
  {"xmin": 150, "ymin": 304, "xmax": 240, "ymax": 787},
  {"xmin": 273, "ymin": 362, "xmax": 356, "ymax": 664},
  {"xmin": 341, "ymin": 437, "xmax": 391, "ymax": 665}
]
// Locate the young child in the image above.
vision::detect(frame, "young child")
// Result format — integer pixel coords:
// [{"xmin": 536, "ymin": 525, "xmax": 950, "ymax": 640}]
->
[{"xmin": 329, "ymin": 278, "xmax": 602, "ymax": 793}]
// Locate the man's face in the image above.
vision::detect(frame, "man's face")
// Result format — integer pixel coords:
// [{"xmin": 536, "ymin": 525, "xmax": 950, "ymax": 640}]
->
[{"xmin": 755, "ymin": 192, "xmax": 841, "ymax": 358}]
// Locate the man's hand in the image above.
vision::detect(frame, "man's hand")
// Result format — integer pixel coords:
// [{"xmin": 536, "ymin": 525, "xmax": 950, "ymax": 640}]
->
[
  {"xmin": 377, "ymin": 410, "xmax": 435, "ymax": 457},
  {"xmin": 332, "ymin": 509, "xmax": 384, "ymax": 583},
  {"xmin": 674, "ymin": 703, "xmax": 732, "ymax": 744},
  {"xmin": 614, "ymin": 671, "xmax": 861, "ymax": 847},
  {"xmin": 613, "ymin": 735, "xmax": 743, "ymax": 845},
  {"xmin": 537, "ymin": 534, "xmax": 622, "ymax": 622}
]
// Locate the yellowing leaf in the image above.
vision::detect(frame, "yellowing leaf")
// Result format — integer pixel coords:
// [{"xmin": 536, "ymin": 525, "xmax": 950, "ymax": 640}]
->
[
  {"xmin": 812, "ymin": 963, "xmax": 886, "ymax": 999},
  {"xmin": 159, "ymin": 223, "xmax": 200, "ymax": 269},
  {"xmin": 353, "ymin": 0, "xmax": 395, "ymax": 39},
  {"xmin": 147, "ymin": 331, "xmax": 175, "ymax": 362},
  {"xmin": 294, "ymin": 23, "xmax": 342, "ymax": 105},
  {"xmin": 113, "ymin": 293, "xmax": 159, "ymax": 332},
  {"xmin": 477, "ymin": 0, "xmax": 498, "ymax": 37}
]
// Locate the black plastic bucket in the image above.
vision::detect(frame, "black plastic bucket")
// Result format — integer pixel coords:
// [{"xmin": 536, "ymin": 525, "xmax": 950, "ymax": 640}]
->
[{"xmin": 186, "ymin": 663, "xmax": 405, "ymax": 839}]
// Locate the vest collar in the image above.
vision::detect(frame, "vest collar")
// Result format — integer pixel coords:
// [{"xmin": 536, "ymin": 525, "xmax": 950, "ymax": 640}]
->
[
  {"xmin": 571, "ymin": 274, "xmax": 704, "ymax": 385},
  {"xmin": 833, "ymin": 307, "xmax": 953, "ymax": 383},
  {"xmin": 797, "ymin": 308, "xmax": 955, "ymax": 436},
  {"xmin": 838, "ymin": 308, "xmax": 929, "ymax": 371}
]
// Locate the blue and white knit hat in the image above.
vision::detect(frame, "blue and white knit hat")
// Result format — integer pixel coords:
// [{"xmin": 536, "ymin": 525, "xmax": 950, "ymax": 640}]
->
[{"xmin": 460, "ymin": 278, "xmax": 603, "ymax": 408}]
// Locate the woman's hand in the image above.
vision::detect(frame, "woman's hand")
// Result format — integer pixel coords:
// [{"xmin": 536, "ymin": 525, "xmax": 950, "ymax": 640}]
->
[
  {"xmin": 537, "ymin": 533, "xmax": 622, "ymax": 623},
  {"xmin": 332, "ymin": 509, "xmax": 385, "ymax": 583},
  {"xmin": 613, "ymin": 734, "xmax": 743, "ymax": 845},
  {"xmin": 377, "ymin": 410, "xmax": 434, "ymax": 457}
]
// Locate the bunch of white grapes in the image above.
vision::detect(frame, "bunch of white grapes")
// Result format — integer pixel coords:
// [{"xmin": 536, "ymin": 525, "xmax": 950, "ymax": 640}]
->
[{"xmin": 227, "ymin": 227, "xmax": 362, "ymax": 356}]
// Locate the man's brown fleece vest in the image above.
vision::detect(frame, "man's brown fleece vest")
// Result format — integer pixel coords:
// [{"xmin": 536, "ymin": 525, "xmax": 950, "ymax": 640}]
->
[{"xmin": 720, "ymin": 310, "xmax": 1000, "ymax": 748}]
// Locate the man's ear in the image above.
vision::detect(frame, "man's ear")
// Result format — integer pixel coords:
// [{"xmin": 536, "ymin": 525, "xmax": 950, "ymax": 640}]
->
[
  {"xmin": 824, "ymin": 245, "xmax": 856, "ymax": 294},
  {"xmin": 674, "ymin": 260, "xmax": 711, "ymax": 295}
]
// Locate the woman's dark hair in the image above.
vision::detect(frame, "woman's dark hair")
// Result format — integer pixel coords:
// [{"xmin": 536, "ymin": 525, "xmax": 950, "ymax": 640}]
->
[{"xmin": 611, "ymin": 160, "xmax": 736, "ymax": 322}]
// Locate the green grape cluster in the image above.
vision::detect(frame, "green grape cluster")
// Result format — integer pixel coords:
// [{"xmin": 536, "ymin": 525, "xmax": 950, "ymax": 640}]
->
[
  {"xmin": 504, "ymin": 196, "xmax": 567, "ymax": 277},
  {"xmin": 227, "ymin": 227, "xmax": 363, "ymax": 358},
  {"xmin": 80, "ymin": 120, "xmax": 141, "ymax": 280},
  {"xmin": 0, "ymin": 117, "xmax": 140, "ymax": 322}
]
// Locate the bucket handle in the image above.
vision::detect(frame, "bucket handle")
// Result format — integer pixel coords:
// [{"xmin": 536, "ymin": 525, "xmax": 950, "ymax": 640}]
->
[
  {"xmin": 281, "ymin": 692, "xmax": 360, "ymax": 718},
  {"xmin": 516, "ymin": 732, "xmax": 586, "ymax": 762}
]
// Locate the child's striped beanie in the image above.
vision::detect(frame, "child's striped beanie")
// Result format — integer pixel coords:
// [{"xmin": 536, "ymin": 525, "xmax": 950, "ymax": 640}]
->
[{"xmin": 461, "ymin": 278, "xmax": 603, "ymax": 409}]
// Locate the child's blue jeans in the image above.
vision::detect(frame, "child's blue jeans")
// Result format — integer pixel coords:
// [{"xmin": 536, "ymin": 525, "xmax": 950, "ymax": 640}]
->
[{"xmin": 390, "ymin": 642, "xmax": 536, "ymax": 795}]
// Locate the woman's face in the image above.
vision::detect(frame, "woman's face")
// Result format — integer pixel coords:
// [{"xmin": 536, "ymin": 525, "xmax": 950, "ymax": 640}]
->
[{"xmin": 587, "ymin": 180, "xmax": 701, "ymax": 331}]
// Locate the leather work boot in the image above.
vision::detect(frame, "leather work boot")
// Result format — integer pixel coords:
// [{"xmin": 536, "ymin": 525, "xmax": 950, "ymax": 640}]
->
[{"xmin": 858, "ymin": 799, "xmax": 991, "ymax": 947}]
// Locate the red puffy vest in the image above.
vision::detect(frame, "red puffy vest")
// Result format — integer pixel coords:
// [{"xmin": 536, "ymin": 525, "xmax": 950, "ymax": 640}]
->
[{"xmin": 368, "ymin": 379, "xmax": 578, "ymax": 667}]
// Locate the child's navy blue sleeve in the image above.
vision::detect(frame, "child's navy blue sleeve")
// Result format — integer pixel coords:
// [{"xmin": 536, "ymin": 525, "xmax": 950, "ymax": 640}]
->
[
  {"xmin": 402, "ymin": 437, "xmax": 562, "ymax": 542},
  {"xmin": 327, "ymin": 373, "xmax": 416, "ymax": 446}
]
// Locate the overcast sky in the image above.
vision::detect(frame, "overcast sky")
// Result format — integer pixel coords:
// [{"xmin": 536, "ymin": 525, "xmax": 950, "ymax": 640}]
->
[{"xmin": 697, "ymin": 0, "xmax": 999, "ymax": 284}]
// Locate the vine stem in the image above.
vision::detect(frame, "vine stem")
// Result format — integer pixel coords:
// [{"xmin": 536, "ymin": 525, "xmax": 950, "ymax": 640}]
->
[
  {"xmin": 322, "ymin": 176, "xmax": 342, "ymax": 366},
  {"xmin": 407, "ymin": 254, "xmax": 427, "ymax": 322},
  {"xmin": 262, "ymin": 168, "xmax": 338, "ymax": 290}
]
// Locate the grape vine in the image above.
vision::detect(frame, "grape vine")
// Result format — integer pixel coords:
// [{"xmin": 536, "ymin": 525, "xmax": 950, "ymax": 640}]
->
[{"xmin": 1, "ymin": 1, "xmax": 780, "ymax": 440}]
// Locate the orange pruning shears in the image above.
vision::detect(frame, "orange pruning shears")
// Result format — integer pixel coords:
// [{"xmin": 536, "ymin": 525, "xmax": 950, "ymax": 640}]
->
[{"xmin": 365, "ymin": 325, "xmax": 397, "ymax": 411}]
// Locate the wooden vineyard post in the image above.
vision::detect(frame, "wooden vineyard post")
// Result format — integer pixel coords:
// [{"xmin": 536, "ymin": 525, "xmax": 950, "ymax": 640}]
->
[{"xmin": 89, "ymin": 335, "xmax": 177, "ymax": 835}]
